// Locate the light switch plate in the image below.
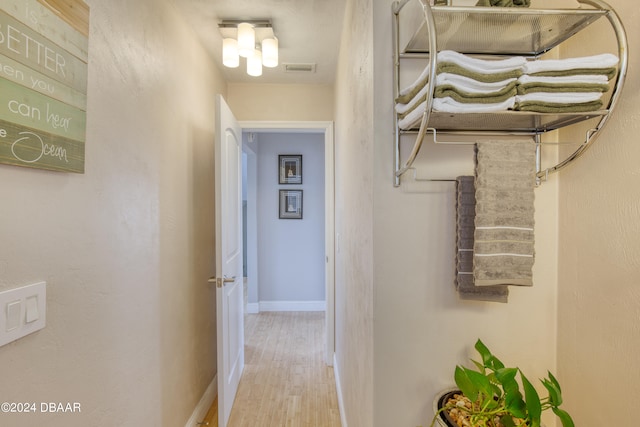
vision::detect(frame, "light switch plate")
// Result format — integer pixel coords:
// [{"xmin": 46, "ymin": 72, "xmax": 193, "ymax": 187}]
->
[{"xmin": 0, "ymin": 282, "xmax": 46, "ymax": 347}]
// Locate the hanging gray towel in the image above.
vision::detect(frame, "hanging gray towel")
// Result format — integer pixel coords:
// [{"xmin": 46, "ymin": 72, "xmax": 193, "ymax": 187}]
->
[
  {"xmin": 456, "ymin": 176, "xmax": 509, "ymax": 302},
  {"xmin": 473, "ymin": 141, "xmax": 536, "ymax": 286}
]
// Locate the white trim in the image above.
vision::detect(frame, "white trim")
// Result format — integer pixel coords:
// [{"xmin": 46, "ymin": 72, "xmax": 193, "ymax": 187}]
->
[
  {"xmin": 333, "ymin": 353, "xmax": 347, "ymax": 427},
  {"xmin": 238, "ymin": 120, "xmax": 336, "ymax": 366},
  {"xmin": 259, "ymin": 300, "xmax": 326, "ymax": 312},
  {"xmin": 324, "ymin": 122, "xmax": 335, "ymax": 366},
  {"xmin": 184, "ymin": 374, "xmax": 217, "ymax": 427},
  {"xmin": 241, "ymin": 121, "xmax": 333, "ymax": 133},
  {"xmin": 245, "ymin": 302, "xmax": 260, "ymax": 314}
]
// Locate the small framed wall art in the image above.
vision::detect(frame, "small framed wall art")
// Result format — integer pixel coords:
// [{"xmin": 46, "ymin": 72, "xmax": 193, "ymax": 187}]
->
[
  {"xmin": 279, "ymin": 154, "xmax": 302, "ymax": 184},
  {"xmin": 279, "ymin": 189, "xmax": 303, "ymax": 219}
]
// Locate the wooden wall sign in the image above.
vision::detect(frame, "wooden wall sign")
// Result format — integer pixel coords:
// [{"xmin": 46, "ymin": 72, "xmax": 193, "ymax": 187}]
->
[{"xmin": 0, "ymin": 0, "xmax": 89, "ymax": 173}]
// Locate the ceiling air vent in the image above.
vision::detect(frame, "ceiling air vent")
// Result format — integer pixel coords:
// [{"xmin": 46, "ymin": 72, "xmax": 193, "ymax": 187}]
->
[{"xmin": 283, "ymin": 63, "xmax": 316, "ymax": 73}]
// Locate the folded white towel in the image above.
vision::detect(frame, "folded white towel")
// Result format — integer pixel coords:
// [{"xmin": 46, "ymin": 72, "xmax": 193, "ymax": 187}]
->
[
  {"xmin": 398, "ymin": 62, "xmax": 431, "ymax": 98},
  {"xmin": 523, "ymin": 53, "xmax": 619, "ymax": 74},
  {"xmin": 433, "ymin": 96, "xmax": 516, "ymax": 113},
  {"xmin": 517, "ymin": 74, "xmax": 609, "ymax": 85},
  {"xmin": 438, "ymin": 50, "xmax": 527, "ymax": 74},
  {"xmin": 398, "ymin": 101, "xmax": 427, "ymax": 130},
  {"xmin": 516, "ymin": 92, "xmax": 602, "ymax": 104},
  {"xmin": 436, "ymin": 73, "xmax": 517, "ymax": 94}
]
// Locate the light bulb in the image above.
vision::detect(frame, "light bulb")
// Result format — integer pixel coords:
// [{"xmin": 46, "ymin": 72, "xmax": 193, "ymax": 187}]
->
[
  {"xmin": 222, "ymin": 38, "xmax": 239, "ymax": 68},
  {"xmin": 262, "ymin": 38, "xmax": 278, "ymax": 68},
  {"xmin": 247, "ymin": 49, "xmax": 263, "ymax": 77},
  {"xmin": 237, "ymin": 23, "xmax": 255, "ymax": 58}
]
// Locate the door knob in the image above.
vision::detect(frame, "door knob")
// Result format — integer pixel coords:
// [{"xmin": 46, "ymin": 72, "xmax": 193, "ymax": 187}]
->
[{"xmin": 208, "ymin": 276, "xmax": 237, "ymax": 288}]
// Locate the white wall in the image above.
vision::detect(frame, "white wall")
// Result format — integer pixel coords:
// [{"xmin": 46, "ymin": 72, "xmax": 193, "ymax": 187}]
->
[
  {"xmin": 0, "ymin": 0, "xmax": 225, "ymax": 425},
  {"xmin": 255, "ymin": 133, "xmax": 326, "ymax": 307},
  {"xmin": 557, "ymin": 0, "xmax": 640, "ymax": 424}
]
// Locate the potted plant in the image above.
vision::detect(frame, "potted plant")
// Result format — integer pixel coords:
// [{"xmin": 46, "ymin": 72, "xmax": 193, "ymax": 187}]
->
[{"xmin": 430, "ymin": 339, "xmax": 575, "ymax": 427}]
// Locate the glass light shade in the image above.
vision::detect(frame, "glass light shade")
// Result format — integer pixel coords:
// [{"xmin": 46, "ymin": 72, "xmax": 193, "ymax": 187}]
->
[
  {"xmin": 262, "ymin": 38, "xmax": 278, "ymax": 68},
  {"xmin": 237, "ymin": 23, "xmax": 255, "ymax": 58},
  {"xmin": 247, "ymin": 50, "xmax": 262, "ymax": 77},
  {"xmin": 222, "ymin": 38, "xmax": 239, "ymax": 68}
]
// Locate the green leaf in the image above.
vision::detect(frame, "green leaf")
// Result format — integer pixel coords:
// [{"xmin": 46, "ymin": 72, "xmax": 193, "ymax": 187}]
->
[
  {"xmin": 455, "ymin": 366, "xmax": 479, "ymax": 401},
  {"xmin": 500, "ymin": 374, "xmax": 527, "ymax": 418},
  {"xmin": 500, "ymin": 414, "xmax": 517, "ymax": 427},
  {"xmin": 456, "ymin": 366, "xmax": 497, "ymax": 411},
  {"xmin": 495, "ymin": 367, "xmax": 518, "ymax": 384},
  {"xmin": 465, "ymin": 368, "xmax": 495, "ymax": 400},
  {"xmin": 552, "ymin": 407, "xmax": 575, "ymax": 427},
  {"xmin": 541, "ymin": 377, "xmax": 562, "ymax": 406},
  {"xmin": 472, "ymin": 359, "xmax": 486, "ymax": 374},
  {"xmin": 474, "ymin": 339, "xmax": 506, "ymax": 372},
  {"xmin": 548, "ymin": 371, "xmax": 562, "ymax": 394},
  {"xmin": 504, "ymin": 388, "xmax": 527, "ymax": 419},
  {"xmin": 496, "ymin": 367, "xmax": 520, "ymax": 407},
  {"xmin": 475, "ymin": 339, "xmax": 493, "ymax": 366},
  {"xmin": 488, "ymin": 355, "xmax": 505, "ymax": 371},
  {"xmin": 521, "ymin": 371, "xmax": 542, "ymax": 424}
]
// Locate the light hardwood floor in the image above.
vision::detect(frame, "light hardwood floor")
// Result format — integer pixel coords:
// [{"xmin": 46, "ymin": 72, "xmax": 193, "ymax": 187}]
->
[{"xmin": 204, "ymin": 311, "xmax": 342, "ymax": 427}]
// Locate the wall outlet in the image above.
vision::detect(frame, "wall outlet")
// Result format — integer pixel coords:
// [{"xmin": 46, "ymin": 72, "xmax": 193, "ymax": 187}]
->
[{"xmin": 0, "ymin": 282, "xmax": 46, "ymax": 347}]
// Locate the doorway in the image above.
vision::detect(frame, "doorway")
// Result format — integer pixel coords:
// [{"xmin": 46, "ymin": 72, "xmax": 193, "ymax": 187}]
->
[{"xmin": 240, "ymin": 120, "xmax": 335, "ymax": 365}]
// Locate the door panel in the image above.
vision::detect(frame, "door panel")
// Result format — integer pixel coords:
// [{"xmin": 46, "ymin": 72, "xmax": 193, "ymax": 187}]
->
[{"xmin": 215, "ymin": 94, "xmax": 244, "ymax": 427}]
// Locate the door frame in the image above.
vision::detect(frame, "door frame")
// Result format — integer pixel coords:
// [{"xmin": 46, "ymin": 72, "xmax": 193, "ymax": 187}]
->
[{"xmin": 240, "ymin": 120, "xmax": 335, "ymax": 365}]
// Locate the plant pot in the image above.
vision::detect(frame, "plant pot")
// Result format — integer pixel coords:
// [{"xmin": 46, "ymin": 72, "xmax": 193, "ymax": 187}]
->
[
  {"xmin": 432, "ymin": 389, "xmax": 460, "ymax": 427},
  {"xmin": 432, "ymin": 389, "xmax": 547, "ymax": 427}
]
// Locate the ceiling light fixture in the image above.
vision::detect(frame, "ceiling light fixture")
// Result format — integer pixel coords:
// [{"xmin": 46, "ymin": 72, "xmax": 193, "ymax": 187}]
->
[{"xmin": 218, "ymin": 19, "xmax": 279, "ymax": 77}]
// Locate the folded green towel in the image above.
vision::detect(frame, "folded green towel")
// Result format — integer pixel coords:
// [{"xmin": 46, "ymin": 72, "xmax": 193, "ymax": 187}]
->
[
  {"xmin": 437, "ymin": 62, "xmax": 522, "ymax": 82},
  {"xmin": 476, "ymin": 0, "xmax": 530, "ymax": 6},
  {"xmin": 436, "ymin": 82, "xmax": 517, "ymax": 104},
  {"xmin": 516, "ymin": 100, "xmax": 603, "ymax": 113},
  {"xmin": 396, "ymin": 81, "xmax": 426, "ymax": 104},
  {"xmin": 517, "ymin": 82, "xmax": 610, "ymax": 95},
  {"xmin": 531, "ymin": 67, "xmax": 618, "ymax": 81},
  {"xmin": 437, "ymin": 89, "xmax": 516, "ymax": 104}
]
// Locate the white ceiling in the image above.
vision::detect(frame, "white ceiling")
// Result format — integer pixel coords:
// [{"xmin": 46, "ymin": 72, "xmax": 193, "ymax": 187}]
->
[{"xmin": 171, "ymin": 0, "xmax": 347, "ymax": 84}]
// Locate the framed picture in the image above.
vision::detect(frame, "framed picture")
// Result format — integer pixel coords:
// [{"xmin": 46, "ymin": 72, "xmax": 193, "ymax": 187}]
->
[
  {"xmin": 279, "ymin": 190, "xmax": 303, "ymax": 219},
  {"xmin": 279, "ymin": 155, "xmax": 302, "ymax": 184}
]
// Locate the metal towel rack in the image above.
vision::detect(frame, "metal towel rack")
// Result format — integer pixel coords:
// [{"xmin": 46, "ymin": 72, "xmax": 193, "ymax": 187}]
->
[{"xmin": 392, "ymin": 0, "xmax": 629, "ymax": 187}]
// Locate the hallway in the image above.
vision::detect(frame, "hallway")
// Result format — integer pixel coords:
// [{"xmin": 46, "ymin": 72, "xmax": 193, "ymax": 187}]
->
[{"xmin": 227, "ymin": 312, "xmax": 341, "ymax": 427}]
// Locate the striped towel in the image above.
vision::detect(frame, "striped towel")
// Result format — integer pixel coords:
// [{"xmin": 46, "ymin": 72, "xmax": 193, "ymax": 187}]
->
[
  {"xmin": 456, "ymin": 176, "xmax": 509, "ymax": 302},
  {"xmin": 473, "ymin": 141, "xmax": 536, "ymax": 287}
]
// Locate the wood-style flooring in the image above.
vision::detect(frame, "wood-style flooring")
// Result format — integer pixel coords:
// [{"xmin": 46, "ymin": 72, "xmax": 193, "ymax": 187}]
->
[{"xmin": 203, "ymin": 311, "xmax": 341, "ymax": 427}]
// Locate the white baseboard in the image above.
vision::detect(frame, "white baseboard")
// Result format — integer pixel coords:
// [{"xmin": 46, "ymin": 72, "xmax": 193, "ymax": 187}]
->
[
  {"xmin": 333, "ymin": 353, "xmax": 347, "ymax": 427},
  {"xmin": 246, "ymin": 302, "xmax": 260, "ymax": 314},
  {"xmin": 258, "ymin": 300, "xmax": 326, "ymax": 312},
  {"xmin": 184, "ymin": 375, "xmax": 217, "ymax": 427}
]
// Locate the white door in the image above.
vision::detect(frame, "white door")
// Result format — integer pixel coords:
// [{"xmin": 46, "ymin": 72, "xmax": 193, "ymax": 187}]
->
[{"xmin": 214, "ymin": 94, "xmax": 244, "ymax": 427}]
